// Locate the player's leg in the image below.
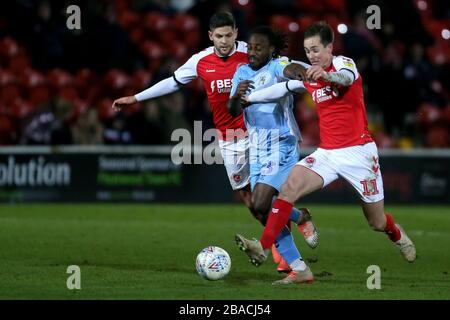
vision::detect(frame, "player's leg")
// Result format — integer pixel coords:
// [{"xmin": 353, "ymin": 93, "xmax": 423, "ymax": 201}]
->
[
  {"xmin": 242, "ymin": 182, "xmax": 311, "ymax": 280},
  {"xmin": 361, "ymin": 200, "xmax": 416, "ymax": 262},
  {"xmin": 339, "ymin": 142, "xmax": 416, "ymax": 262},
  {"xmin": 250, "ymin": 183, "xmax": 292, "ymax": 273},
  {"xmin": 236, "ymin": 148, "xmax": 337, "ymax": 266},
  {"xmin": 260, "ymin": 165, "xmax": 324, "ymax": 251},
  {"xmin": 236, "ymin": 184, "xmax": 260, "ymax": 221},
  {"xmin": 219, "ymin": 136, "xmax": 259, "ymax": 220}
]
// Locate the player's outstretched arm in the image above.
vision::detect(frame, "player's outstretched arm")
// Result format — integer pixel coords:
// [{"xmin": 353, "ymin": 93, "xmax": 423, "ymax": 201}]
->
[
  {"xmin": 244, "ymin": 80, "xmax": 306, "ymax": 104},
  {"xmin": 112, "ymin": 76, "xmax": 182, "ymax": 112}
]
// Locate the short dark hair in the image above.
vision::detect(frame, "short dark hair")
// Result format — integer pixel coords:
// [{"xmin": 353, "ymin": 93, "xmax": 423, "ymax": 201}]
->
[
  {"xmin": 304, "ymin": 21, "xmax": 334, "ymax": 46},
  {"xmin": 209, "ymin": 12, "xmax": 236, "ymax": 30},
  {"xmin": 248, "ymin": 26, "xmax": 287, "ymax": 58}
]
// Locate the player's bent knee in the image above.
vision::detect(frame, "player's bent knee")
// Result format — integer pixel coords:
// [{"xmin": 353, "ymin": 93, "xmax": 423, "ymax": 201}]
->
[
  {"xmin": 253, "ymin": 199, "xmax": 271, "ymax": 219},
  {"xmin": 367, "ymin": 218, "xmax": 385, "ymax": 232}
]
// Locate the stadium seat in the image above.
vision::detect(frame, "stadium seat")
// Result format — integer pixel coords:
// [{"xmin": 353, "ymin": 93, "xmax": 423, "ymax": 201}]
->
[
  {"xmin": 96, "ymin": 98, "xmax": 115, "ymax": 121},
  {"xmin": 117, "ymin": 10, "xmax": 140, "ymax": 30},
  {"xmin": 174, "ymin": 14, "xmax": 200, "ymax": 33},
  {"xmin": 131, "ymin": 69, "xmax": 152, "ymax": 91},
  {"xmin": 144, "ymin": 12, "xmax": 170, "ymax": 33},
  {"xmin": 29, "ymin": 85, "xmax": 51, "ymax": 107},
  {"xmin": 11, "ymin": 98, "xmax": 34, "ymax": 119},
  {"xmin": 270, "ymin": 15, "xmax": 295, "ymax": 33},
  {"xmin": 129, "ymin": 26, "xmax": 145, "ymax": 44},
  {"xmin": 0, "ymin": 84, "xmax": 21, "ymax": 105},
  {"xmin": 104, "ymin": 69, "xmax": 129, "ymax": 91},
  {"xmin": 19, "ymin": 69, "xmax": 46, "ymax": 88},
  {"xmin": 47, "ymin": 69, "xmax": 73, "ymax": 89},
  {"xmin": 0, "ymin": 68, "xmax": 16, "ymax": 86},
  {"xmin": 168, "ymin": 40, "xmax": 189, "ymax": 61},
  {"xmin": 74, "ymin": 68, "xmax": 98, "ymax": 90},
  {"xmin": 425, "ymin": 126, "xmax": 450, "ymax": 148},
  {"xmin": 416, "ymin": 102, "xmax": 442, "ymax": 127},
  {"xmin": 58, "ymin": 87, "xmax": 79, "ymax": 101},
  {"xmin": 0, "ymin": 37, "xmax": 19, "ymax": 59},
  {"xmin": 140, "ymin": 40, "xmax": 166, "ymax": 60},
  {"xmin": 8, "ymin": 53, "xmax": 31, "ymax": 75}
]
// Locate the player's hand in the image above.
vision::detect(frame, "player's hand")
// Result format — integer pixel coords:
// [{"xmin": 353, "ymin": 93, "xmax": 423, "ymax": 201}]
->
[
  {"xmin": 284, "ymin": 63, "xmax": 308, "ymax": 81},
  {"xmin": 241, "ymin": 95, "xmax": 251, "ymax": 109},
  {"xmin": 112, "ymin": 96, "xmax": 137, "ymax": 112},
  {"xmin": 233, "ymin": 80, "xmax": 254, "ymax": 98},
  {"xmin": 306, "ymin": 66, "xmax": 329, "ymax": 82}
]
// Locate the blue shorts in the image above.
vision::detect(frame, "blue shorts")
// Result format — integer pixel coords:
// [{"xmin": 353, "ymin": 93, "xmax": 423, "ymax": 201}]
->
[{"xmin": 249, "ymin": 135, "xmax": 300, "ymax": 192}]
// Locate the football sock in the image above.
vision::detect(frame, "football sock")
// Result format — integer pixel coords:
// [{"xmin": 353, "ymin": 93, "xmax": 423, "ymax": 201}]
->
[
  {"xmin": 274, "ymin": 226, "xmax": 302, "ymax": 265},
  {"xmin": 384, "ymin": 213, "xmax": 401, "ymax": 242},
  {"xmin": 289, "ymin": 207, "xmax": 301, "ymax": 224},
  {"xmin": 272, "ymin": 196, "xmax": 301, "ymax": 224},
  {"xmin": 261, "ymin": 199, "xmax": 294, "ymax": 250},
  {"xmin": 289, "ymin": 258, "xmax": 307, "ymax": 272}
]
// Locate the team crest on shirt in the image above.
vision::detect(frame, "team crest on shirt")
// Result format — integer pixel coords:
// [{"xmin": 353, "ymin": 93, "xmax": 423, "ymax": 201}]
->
[
  {"xmin": 304, "ymin": 156, "xmax": 316, "ymax": 168},
  {"xmin": 254, "ymin": 71, "xmax": 272, "ymax": 87},
  {"xmin": 233, "ymin": 174, "xmax": 241, "ymax": 183}
]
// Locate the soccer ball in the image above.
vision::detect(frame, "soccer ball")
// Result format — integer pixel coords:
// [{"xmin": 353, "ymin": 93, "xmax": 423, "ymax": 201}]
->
[{"xmin": 195, "ymin": 246, "xmax": 231, "ymax": 281}]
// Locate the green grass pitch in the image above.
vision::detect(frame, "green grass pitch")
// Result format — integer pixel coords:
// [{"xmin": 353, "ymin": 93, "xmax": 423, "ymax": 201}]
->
[{"xmin": 0, "ymin": 204, "xmax": 449, "ymax": 299}]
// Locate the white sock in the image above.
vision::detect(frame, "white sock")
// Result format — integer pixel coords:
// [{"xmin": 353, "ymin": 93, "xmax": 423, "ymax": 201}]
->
[{"xmin": 289, "ymin": 259, "xmax": 307, "ymax": 271}]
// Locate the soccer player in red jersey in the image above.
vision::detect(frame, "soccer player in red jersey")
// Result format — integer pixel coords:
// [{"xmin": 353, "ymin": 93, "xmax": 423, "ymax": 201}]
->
[
  {"xmin": 112, "ymin": 13, "xmax": 317, "ymax": 273},
  {"xmin": 235, "ymin": 21, "xmax": 416, "ymax": 284}
]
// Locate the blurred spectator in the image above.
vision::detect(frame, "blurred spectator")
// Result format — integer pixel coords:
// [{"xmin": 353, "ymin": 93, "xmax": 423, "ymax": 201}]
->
[
  {"xmin": 159, "ymin": 92, "xmax": 193, "ymax": 143},
  {"xmin": 20, "ymin": 108, "xmax": 54, "ymax": 145},
  {"xmin": 29, "ymin": 1, "xmax": 67, "ymax": 70},
  {"xmin": 103, "ymin": 113, "xmax": 132, "ymax": 145},
  {"xmin": 127, "ymin": 100, "xmax": 166, "ymax": 145},
  {"xmin": 19, "ymin": 97, "xmax": 73, "ymax": 145},
  {"xmin": 71, "ymin": 107, "xmax": 104, "ymax": 145},
  {"xmin": 49, "ymin": 98, "xmax": 73, "ymax": 145}
]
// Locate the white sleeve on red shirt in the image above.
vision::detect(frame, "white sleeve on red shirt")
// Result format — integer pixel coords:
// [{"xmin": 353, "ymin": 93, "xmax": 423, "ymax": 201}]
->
[
  {"xmin": 134, "ymin": 77, "xmax": 180, "ymax": 102},
  {"xmin": 332, "ymin": 55, "xmax": 359, "ymax": 81},
  {"xmin": 173, "ymin": 47, "xmax": 213, "ymax": 84}
]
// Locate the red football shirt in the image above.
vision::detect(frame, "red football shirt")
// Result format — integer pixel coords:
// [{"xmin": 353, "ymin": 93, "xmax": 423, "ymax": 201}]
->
[
  {"xmin": 174, "ymin": 41, "xmax": 248, "ymax": 140},
  {"xmin": 303, "ymin": 55, "xmax": 373, "ymax": 149}
]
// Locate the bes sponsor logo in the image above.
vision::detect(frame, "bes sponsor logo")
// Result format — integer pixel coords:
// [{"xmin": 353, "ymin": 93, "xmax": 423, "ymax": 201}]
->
[
  {"xmin": 312, "ymin": 86, "xmax": 339, "ymax": 103},
  {"xmin": 210, "ymin": 79, "xmax": 232, "ymax": 93}
]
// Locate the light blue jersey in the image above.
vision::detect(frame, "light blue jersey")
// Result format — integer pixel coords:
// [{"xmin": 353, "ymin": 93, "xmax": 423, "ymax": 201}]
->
[
  {"xmin": 230, "ymin": 58, "xmax": 301, "ymax": 143},
  {"xmin": 230, "ymin": 58, "xmax": 302, "ymax": 191}
]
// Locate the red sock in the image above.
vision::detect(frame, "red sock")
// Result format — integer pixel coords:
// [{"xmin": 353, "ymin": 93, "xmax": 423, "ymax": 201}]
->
[
  {"xmin": 260, "ymin": 199, "xmax": 293, "ymax": 250},
  {"xmin": 384, "ymin": 213, "xmax": 401, "ymax": 242}
]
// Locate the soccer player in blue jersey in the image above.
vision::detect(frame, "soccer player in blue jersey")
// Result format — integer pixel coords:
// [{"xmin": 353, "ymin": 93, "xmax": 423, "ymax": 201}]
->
[{"xmin": 228, "ymin": 27, "xmax": 317, "ymax": 284}]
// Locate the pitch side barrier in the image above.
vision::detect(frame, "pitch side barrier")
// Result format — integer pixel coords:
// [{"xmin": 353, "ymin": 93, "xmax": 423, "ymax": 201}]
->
[{"xmin": 0, "ymin": 146, "xmax": 449, "ymax": 204}]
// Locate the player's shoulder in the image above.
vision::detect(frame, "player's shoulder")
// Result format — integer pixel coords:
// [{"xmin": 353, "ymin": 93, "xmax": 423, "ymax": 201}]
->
[
  {"xmin": 332, "ymin": 55, "xmax": 357, "ymax": 69},
  {"xmin": 235, "ymin": 61, "xmax": 250, "ymax": 74},
  {"xmin": 189, "ymin": 46, "xmax": 216, "ymax": 63},
  {"xmin": 274, "ymin": 56, "xmax": 291, "ymax": 64}
]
